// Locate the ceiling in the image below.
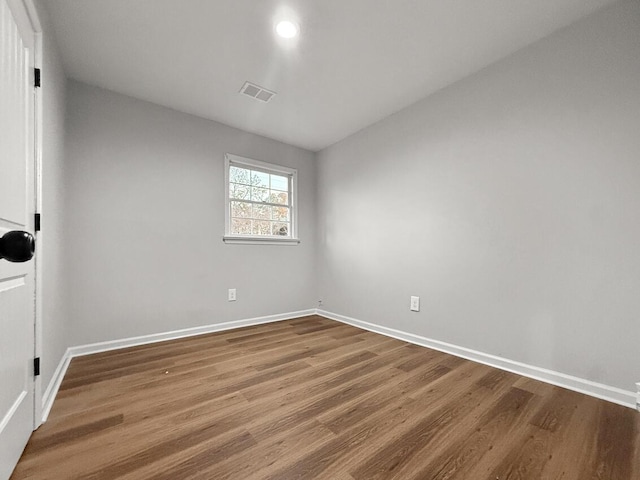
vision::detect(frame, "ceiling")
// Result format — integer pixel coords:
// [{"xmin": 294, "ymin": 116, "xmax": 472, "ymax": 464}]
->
[{"xmin": 45, "ymin": 0, "xmax": 617, "ymax": 152}]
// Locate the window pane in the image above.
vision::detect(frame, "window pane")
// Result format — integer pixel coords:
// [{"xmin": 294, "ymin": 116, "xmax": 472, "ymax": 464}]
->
[
  {"xmin": 272, "ymin": 222, "xmax": 289, "ymax": 236},
  {"xmin": 230, "ymin": 183, "xmax": 250, "ymax": 200},
  {"xmin": 231, "ymin": 201, "xmax": 251, "ymax": 218},
  {"xmin": 226, "ymin": 155, "xmax": 296, "ymax": 240},
  {"xmin": 253, "ymin": 204, "xmax": 270, "ymax": 220},
  {"xmin": 231, "ymin": 218, "xmax": 251, "ymax": 235},
  {"xmin": 252, "ymin": 220, "xmax": 271, "ymax": 236},
  {"xmin": 271, "ymin": 174, "xmax": 288, "ymax": 191},
  {"xmin": 230, "ymin": 166, "xmax": 251, "ymax": 185},
  {"xmin": 251, "ymin": 187, "xmax": 269, "ymax": 202},
  {"xmin": 251, "ymin": 171, "xmax": 269, "ymax": 187},
  {"xmin": 272, "ymin": 206, "xmax": 290, "ymax": 221},
  {"xmin": 269, "ymin": 191, "xmax": 288, "ymax": 205}
]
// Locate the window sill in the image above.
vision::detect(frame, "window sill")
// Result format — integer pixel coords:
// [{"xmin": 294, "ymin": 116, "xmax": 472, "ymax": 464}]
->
[{"xmin": 223, "ymin": 236, "xmax": 300, "ymax": 245}]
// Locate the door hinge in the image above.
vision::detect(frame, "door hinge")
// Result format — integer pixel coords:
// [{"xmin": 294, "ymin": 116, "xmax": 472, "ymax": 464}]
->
[
  {"xmin": 34, "ymin": 68, "xmax": 41, "ymax": 88},
  {"xmin": 34, "ymin": 357, "xmax": 40, "ymax": 377},
  {"xmin": 34, "ymin": 213, "xmax": 41, "ymax": 232}
]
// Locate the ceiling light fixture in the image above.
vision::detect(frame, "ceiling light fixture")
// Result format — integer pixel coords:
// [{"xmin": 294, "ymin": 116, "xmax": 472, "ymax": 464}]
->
[{"xmin": 276, "ymin": 20, "xmax": 299, "ymax": 39}]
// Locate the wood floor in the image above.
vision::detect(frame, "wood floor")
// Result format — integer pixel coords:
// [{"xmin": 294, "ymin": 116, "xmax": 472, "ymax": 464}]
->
[{"xmin": 11, "ymin": 316, "xmax": 640, "ymax": 480}]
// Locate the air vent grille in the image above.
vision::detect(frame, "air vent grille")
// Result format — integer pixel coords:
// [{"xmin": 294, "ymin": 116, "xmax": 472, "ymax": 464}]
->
[{"xmin": 239, "ymin": 81, "xmax": 276, "ymax": 103}]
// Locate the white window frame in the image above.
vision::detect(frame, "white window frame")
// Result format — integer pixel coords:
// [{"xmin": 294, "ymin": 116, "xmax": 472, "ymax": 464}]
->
[{"xmin": 223, "ymin": 153, "xmax": 299, "ymax": 245}]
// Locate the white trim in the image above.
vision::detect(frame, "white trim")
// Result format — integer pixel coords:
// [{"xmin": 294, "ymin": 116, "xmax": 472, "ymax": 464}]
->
[
  {"xmin": 41, "ymin": 349, "xmax": 71, "ymax": 422},
  {"xmin": 0, "ymin": 391, "xmax": 27, "ymax": 435},
  {"xmin": 224, "ymin": 153, "xmax": 298, "ymax": 241},
  {"xmin": 316, "ymin": 309, "xmax": 637, "ymax": 410},
  {"xmin": 224, "ymin": 153, "xmax": 231, "ymax": 237},
  {"xmin": 226, "ymin": 153, "xmax": 297, "ymax": 176},
  {"xmin": 67, "ymin": 309, "xmax": 314, "ymax": 357},
  {"xmin": 41, "ymin": 306, "xmax": 636, "ymax": 426},
  {"xmin": 7, "ymin": 0, "xmax": 43, "ymax": 431},
  {"xmin": 40, "ymin": 309, "xmax": 315, "ymax": 423},
  {"xmin": 223, "ymin": 236, "xmax": 300, "ymax": 245},
  {"xmin": 31, "ymin": 0, "xmax": 43, "ymax": 429}
]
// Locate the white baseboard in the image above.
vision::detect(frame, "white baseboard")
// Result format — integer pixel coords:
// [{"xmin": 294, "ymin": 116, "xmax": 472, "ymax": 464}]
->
[
  {"xmin": 41, "ymin": 307, "xmax": 636, "ymax": 423},
  {"xmin": 317, "ymin": 309, "xmax": 637, "ymax": 410},
  {"xmin": 67, "ymin": 309, "xmax": 315, "ymax": 358},
  {"xmin": 41, "ymin": 349, "xmax": 71, "ymax": 423},
  {"xmin": 40, "ymin": 309, "xmax": 315, "ymax": 423}
]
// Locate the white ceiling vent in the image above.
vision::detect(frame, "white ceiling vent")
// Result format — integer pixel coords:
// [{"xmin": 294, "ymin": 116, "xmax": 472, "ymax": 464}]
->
[{"xmin": 239, "ymin": 81, "xmax": 276, "ymax": 103}]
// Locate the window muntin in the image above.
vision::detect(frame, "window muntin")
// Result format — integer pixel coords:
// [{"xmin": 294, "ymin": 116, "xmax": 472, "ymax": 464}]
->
[{"xmin": 224, "ymin": 154, "xmax": 297, "ymax": 242}]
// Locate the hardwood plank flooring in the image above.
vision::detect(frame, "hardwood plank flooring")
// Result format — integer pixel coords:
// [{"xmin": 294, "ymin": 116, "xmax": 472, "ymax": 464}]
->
[{"xmin": 11, "ymin": 315, "xmax": 640, "ymax": 480}]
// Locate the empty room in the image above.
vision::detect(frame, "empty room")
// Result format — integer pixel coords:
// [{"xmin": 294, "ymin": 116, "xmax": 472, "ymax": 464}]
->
[{"xmin": 1, "ymin": 0, "xmax": 639, "ymax": 478}]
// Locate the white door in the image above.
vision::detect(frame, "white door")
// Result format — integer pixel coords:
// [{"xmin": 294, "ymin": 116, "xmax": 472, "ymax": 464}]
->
[{"xmin": 0, "ymin": 0, "xmax": 36, "ymax": 478}]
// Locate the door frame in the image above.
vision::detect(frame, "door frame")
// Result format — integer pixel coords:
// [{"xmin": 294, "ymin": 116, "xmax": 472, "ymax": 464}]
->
[{"xmin": 8, "ymin": 0, "xmax": 44, "ymax": 430}]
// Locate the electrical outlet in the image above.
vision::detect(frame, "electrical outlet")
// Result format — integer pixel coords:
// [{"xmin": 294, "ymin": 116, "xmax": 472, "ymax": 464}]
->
[
  {"xmin": 410, "ymin": 296, "xmax": 420, "ymax": 312},
  {"xmin": 228, "ymin": 288, "xmax": 236, "ymax": 302}
]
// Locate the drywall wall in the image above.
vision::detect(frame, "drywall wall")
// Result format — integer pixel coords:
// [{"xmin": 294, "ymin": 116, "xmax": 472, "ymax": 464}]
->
[
  {"xmin": 317, "ymin": 0, "xmax": 640, "ymax": 393},
  {"xmin": 34, "ymin": 0, "xmax": 68, "ymax": 401},
  {"xmin": 64, "ymin": 81, "xmax": 317, "ymax": 346}
]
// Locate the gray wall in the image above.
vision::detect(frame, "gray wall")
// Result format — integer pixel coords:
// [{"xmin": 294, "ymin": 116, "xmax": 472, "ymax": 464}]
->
[
  {"xmin": 64, "ymin": 81, "xmax": 317, "ymax": 346},
  {"xmin": 317, "ymin": 0, "xmax": 640, "ymax": 392},
  {"xmin": 35, "ymin": 0, "xmax": 68, "ymax": 396}
]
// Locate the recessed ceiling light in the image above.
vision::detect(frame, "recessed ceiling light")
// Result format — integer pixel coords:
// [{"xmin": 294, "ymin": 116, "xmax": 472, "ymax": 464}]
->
[{"xmin": 276, "ymin": 20, "xmax": 299, "ymax": 39}]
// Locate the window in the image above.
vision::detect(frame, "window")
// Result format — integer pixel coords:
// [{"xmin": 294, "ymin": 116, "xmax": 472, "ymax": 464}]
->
[{"xmin": 224, "ymin": 153, "xmax": 299, "ymax": 244}]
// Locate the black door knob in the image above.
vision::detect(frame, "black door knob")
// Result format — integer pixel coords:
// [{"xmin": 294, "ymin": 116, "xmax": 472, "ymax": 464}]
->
[{"xmin": 0, "ymin": 231, "xmax": 35, "ymax": 263}]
